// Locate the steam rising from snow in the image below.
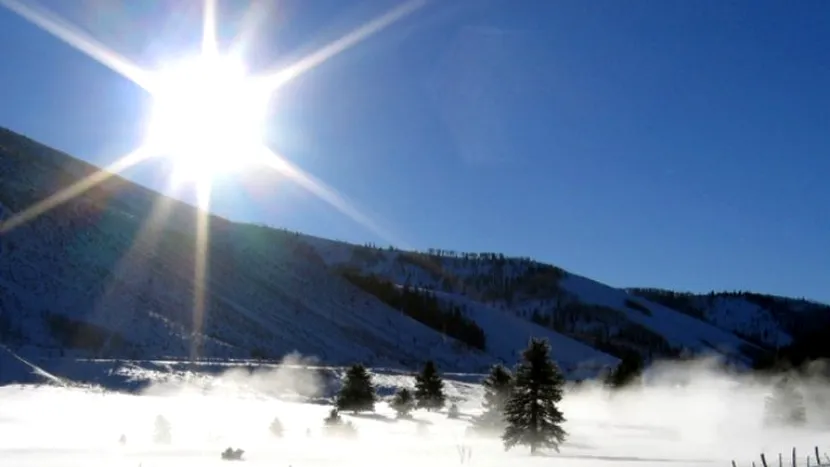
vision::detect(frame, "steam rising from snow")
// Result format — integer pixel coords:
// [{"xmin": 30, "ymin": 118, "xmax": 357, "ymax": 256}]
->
[
  {"xmin": 2, "ymin": 354, "xmax": 830, "ymax": 467},
  {"xmin": 140, "ymin": 352, "xmax": 327, "ymax": 400}
]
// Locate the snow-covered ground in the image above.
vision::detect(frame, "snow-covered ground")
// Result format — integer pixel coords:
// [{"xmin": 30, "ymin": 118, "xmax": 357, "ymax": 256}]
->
[{"xmin": 3, "ymin": 357, "xmax": 830, "ymax": 467}]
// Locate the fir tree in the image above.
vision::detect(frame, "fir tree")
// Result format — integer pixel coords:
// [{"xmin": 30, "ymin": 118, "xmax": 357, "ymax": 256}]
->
[
  {"xmin": 415, "ymin": 360, "xmax": 446, "ymax": 411},
  {"xmin": 472, "ymin": 364, "xmax": 514, "ymax": 434},
  {"xmin": 324, "ymin": 408, "xmax": 342, "ymax": 427},
  {"xmin": 323, "ymin": 408, "xmax": 357, "ymax": 437},
  {"xmin": 503, "ymin": 338, "xmax": 567, "ymax": 455},
  {"xmin": 448, "ymin": 403, "xmax": 460, "ymax": 419},
  {"xmin": 269, "ymin": 417, "xmax": 284, "ymax": 437},
  {"xmin": 335, "ymin": 364, "xmax": 376, "ymax": 414},
  {"xmin": 764, "ymin": 376, "xmax": 807, "ymax": 427},
  {"xmin": 153, "ymin": 415, "xmax": 172, "ymax": 445},
  {"xmin": 604, "ymin": 353, "xmax": 644, "ymax": 389},
  {"xmin": 390, "ymin": 388, "xmax": 416, "ymax": 418}
]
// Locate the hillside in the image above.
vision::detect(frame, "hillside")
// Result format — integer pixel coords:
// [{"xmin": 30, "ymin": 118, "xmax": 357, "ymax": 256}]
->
[
  {"xmin": 628, "ymin": 288, "xmax": 830, "ymax": 350},
  {"xmin": 0, "ymin": 127, "xmax": 613, "ymax": 378},
  {"xmin": 1, "ymin": 126, "xmax": 825, "ymax": 379},
  {"xmin": 296, "ymin": 235, "xmax": 767, "ymax": 364}
]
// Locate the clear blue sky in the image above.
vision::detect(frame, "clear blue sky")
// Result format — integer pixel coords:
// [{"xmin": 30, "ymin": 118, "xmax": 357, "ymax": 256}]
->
[{"xmin": 1, "ymin": 0, "xmax": 828, "ymax": 303}]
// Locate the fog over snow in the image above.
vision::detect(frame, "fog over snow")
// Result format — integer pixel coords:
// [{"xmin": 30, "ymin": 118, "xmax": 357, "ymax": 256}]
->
[{"xmin": 2, "ymin": 354, "xmax": 830, "ymax": 467}]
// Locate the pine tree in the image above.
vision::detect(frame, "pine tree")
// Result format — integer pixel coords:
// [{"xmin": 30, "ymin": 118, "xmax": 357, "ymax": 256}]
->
[
  {"xmin": 323, "ymin": 408, "xmax": 357, "ymax": 437},
  {"xmin": 335, "ymin": 364, "xmax": 376, "ymax": 414},
  {"xmin": 269, "ymin": 417, "xmax": 284, "ymax": 437},
  {"xmin": 604, "ymin": 353, "xmax": 644, "ymax": 389},
  {"xmin": 764, "ymin": 376, "xmax": 807, "ymax": 427},
  {"xmin": 153, "ymin": 414, "xmax": 172, "ymax": 445},
  {"xmin": 415, "ymin": 360, "xmax": 446, "ymax": 411},
  {"xmin": 324, "ymin": 408, "xmax": 342, "ymax": 427},
  {"xmin": 390, "ymin": 388, "xmax": 416, "ymax": 418},
  {"xmin": 472, "ymin": 363, "xmax": 514, "ymax": 434},
  {"xmin": 448, "ymin": 403, "xmax": 460, "ymax": 419},
  {"xmin": 503, "ymin": 338, "xmax": 567, "ymax": 455}
]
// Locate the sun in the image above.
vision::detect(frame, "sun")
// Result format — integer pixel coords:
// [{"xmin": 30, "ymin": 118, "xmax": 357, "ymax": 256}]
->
[{"xmin": 144, "ymin": 53, "xmax": 271, "ymax": 183}]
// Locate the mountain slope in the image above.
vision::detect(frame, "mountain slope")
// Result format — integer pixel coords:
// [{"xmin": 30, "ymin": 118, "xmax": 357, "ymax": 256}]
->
[
  {"xmin": 3, "ymin": 127, "xmax": 823, "ymax": 376},
  {"xmin": 0, "ymin": 128, "xmax": 615, "ymax": 376},
  {"xmin": 298, "ymin": 235, "xmax": 764, "ymax": 363},
  {"xmin": 629, "ymin": 288, "xmax": 830, "ymax": 349}
]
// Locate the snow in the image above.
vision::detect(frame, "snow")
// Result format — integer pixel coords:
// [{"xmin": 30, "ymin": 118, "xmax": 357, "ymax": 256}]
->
[
  {"xmin": 0, "ymin": 128, "xmax": 618, "ymax": 377},
  {"xmin": 0, "ymin": 126, "xmax": 811, "ymax": 385},
  {"xmin": 688, "ymin": 296, "xmax": 793, "ymax": 348},
  {"xmin": 300, "ymin": 234, "xmax": 763, "ymax": 362},
  {"xmin": 427, "ymin": 289, "xmax": 619, "ymax": 379},
  {"xmin": 3, "ymin": 358, "xmax": 830, "ymax": 467},
  {"xmin": 560, "ymin": 274, "xmax": 757, "ymax": 356}
]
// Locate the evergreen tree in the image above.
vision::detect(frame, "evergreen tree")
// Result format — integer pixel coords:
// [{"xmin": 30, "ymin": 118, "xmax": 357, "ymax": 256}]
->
[
  {"xmin": 604, "ymin": 353, "xmax": 644, "ymax": 389},
  {"xmin": 503, "ymin": 338, "xmax": 567, "ymax": 455},
  {"xmin": 390, "ymin": 388, "xmax": 416, "ymax": 418},
  {"xmin": 472, "ymin": 364, "xmax": 514, "ymax": 434},
  {"xmin": 448, "ymin": 403, "xmax": 460, "ymax": 419},
  {"xmin": 324, "ymin": 408, "xmax": 342, "ymax": 427},
  {"xmin": 153, "ymin": 415, "xmax": 172, "ymax": 445},
  {"xmin": 269, "ymin": 417, "xmax": 284, "ymax": 437},
  {"xmin": 764, "ymin": 376, "xmax": 807, "ymax": 427},
  {"xmin": 415, "ymin": 360, "xmax": 446, "ymax": 411},
  {"xmin": 335, "ymin": 364, "xmax": 377, "ymax": 414},
  {"xmin": 323, "ymin": 408, "xmax": 357, "ymax": 437}
]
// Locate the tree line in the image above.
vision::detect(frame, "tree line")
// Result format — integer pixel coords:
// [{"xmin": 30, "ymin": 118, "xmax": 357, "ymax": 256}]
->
[
  {"xmin": 341, "ymin": 271, "xmax": 486, "ymax": 350},
  {"xmin": 330, "ymin": 338, "xmax": 568, "ymax": 455}
]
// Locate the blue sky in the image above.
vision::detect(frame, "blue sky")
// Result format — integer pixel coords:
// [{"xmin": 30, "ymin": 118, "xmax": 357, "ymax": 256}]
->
[{"xmin": 0, "ymin": 0, "xmax": 828, "ymax": 303}]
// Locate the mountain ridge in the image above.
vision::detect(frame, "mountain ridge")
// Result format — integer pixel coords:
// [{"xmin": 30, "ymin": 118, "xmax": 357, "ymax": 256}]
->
[{"xmin": 1, "ymin": 126, "xmax": 826, "ymax": 381}]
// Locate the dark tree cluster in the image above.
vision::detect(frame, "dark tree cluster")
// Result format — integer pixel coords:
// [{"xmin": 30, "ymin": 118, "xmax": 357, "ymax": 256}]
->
[
  {"xmin": 332, "ymin": 361, "xmax": 449, "ymax": 422},
  {"xmin": 627, "ymin": 288, "xmax": 704, "ymax": 319},
  {"xmin": 530, "ymin": 302, "xmax": 674, "ymax": 361},
  {"xmin": 341, "ymin": 272, "xmax": 486, "ymax": 350},
  {"xmin": 623, "ymin": 298, "xmax": 652, "ymax": 316}
]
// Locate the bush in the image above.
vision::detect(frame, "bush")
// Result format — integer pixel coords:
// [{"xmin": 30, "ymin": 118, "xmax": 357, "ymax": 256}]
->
[
  {"xmin": 323, "ymin": 409, "xmax": 358, "ymax": 438},
  {"xmin": 390, "ymin": 388, "xmax": 415, "ymax": 419},
  {"xmin": 448, "ymin": 403, "xmax": 460, "ymax": 419},
  {"xmin": 269, "ymin": 417, "xmax": 284, "ymax": 437}
]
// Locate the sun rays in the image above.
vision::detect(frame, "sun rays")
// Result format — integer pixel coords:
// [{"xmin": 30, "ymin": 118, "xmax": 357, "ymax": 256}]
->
[{"xmin": 0, "ymin": 0, "xmax": 421, "ymax": 358}]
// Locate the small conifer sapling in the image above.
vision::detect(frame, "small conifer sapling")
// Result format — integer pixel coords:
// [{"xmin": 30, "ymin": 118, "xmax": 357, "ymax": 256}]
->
[{"xmin": 391, "ymin": 388, "xmax": 416, "ymax": 418}]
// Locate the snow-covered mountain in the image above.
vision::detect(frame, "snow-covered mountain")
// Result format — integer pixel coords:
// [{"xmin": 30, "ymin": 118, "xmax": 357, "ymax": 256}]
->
[
  {"xmin": 297, "ymin": 235, "xmax": 764, "ymax": 365},
  {"xmin": 1, "ymin": 127, "xmax": 825, "ymax": 379},
  {"xmin": 628, "ymin": 288, "xmax": 830, "ymax": 349},
  {"xmin": 0, "ymin": 128, "xmax": 614, "ymax": 377}
]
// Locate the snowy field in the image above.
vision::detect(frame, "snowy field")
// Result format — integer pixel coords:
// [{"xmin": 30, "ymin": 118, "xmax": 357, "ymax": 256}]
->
[{"xmin": 2, "ymin": 358, "xmax": 829, "ymax": 467}]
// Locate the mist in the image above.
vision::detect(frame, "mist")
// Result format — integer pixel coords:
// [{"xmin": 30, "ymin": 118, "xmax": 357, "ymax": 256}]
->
[{"xmin": 2, "ymin": 354, "xmax": 830, "ymax": 467}]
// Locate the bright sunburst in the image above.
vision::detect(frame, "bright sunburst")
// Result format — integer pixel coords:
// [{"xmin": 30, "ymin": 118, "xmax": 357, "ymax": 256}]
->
[
  {"xmin": 144, "ymin": 53, "xmax": 271, "ymax": 184},
  {"xmin": 0, "ymin": 0, "xmax": 423, "ymax": 359}
]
